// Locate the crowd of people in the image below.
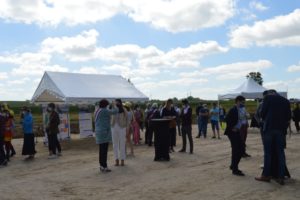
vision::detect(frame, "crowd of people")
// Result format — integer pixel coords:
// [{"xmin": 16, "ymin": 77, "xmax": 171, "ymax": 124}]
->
[
  {"xmin": 1, "ymin": 92, "xmax": 299, "ymax": 186},
  {"xmin": 0, "ymin": 102, "xmax": 64, "ymax": 166},
  {"xmin": 0, "ymin": 104, "xmax": 37, "ymax": 166}
]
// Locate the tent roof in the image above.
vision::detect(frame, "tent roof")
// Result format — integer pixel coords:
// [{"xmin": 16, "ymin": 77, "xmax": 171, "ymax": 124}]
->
[
  {"xmin": 31, "ymin": 71, "xmax": 149, "ymax": 104},
  {"xmin": 218, "ymin": 78, "xmax": 287, "ymax": 100}
]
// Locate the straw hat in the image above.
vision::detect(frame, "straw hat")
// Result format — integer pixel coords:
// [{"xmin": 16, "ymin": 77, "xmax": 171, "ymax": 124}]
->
[{"xmin": 123, "ymin": 101, "xmax": 132, "ymax": 108}]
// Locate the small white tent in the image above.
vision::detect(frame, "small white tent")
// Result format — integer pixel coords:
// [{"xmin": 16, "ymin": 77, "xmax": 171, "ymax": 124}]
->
[
  {"xmin": 218, "ymin": 78, "xmax": 287, "ymax": 100},
  {"xmin": 31, "ymin": 71, "xmax": 149, "ymax": 104}
]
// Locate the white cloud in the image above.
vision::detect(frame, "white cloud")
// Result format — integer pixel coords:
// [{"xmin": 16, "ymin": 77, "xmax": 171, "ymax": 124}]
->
[
  {"xmin": 229, "ymin": 9, "xmax": 300, "ymax": 48},
  {"xmin": 295, "ymin": 78, "xmax": 300, "ymax": 83},
  {"xmin": 264, "ymin": 80, "xmax": 288, "ymax": 90},
  {"xmin": 73, "ymin": 67, "xmax": 100, "ymax": 74},
  {"xmin": 179, "ymin": 60, "xmax": 272, "ymax": 80},
  {"xmin": 249, "ymin": 1, "xmax": 268, "ymax": 11},
  {"xmin": 0, "ymin": 51, "xmax": 70, "ymax": 76},
  {"xmin": 0, "ymin": 72, "xmax": 8, "ymax": 80},
  {"xmin": 125, "ymin": 0, "xmax": 235, "ymax": 33},
  {"xmin": 0, "ymin": 0, "xmax": 235, "ymax": 33},
  {"xmin": 287, "ymin": 63, "xmax": 300, "ymax": 72},
  {"xmin": 137, "ymin": 41, "xmax": 228, "ymax": 70},
  {"xmin": 40, "ymin": 30, "xmax": 228, "ymax": 70},
  {"xmin": 41, "ymin": 29, "xmax": 99, "ymax": 61},
  {"xmin": 0, "ymin": 52, "xmax": 69, "ymax": 76},
  {"xmin": 239, "ymin": 8, "xmax": 257, "ymax": 21},
  {"xmin": 136, "ymin": 77, "xmax": 208, "ymax": 100},
  {"xmin": 12, "ymin": 64, "xmax": 69, "ymax": 76},
  {"xmin": 7, "ymin": 77, "xmax": 30, "ymax": 85},
  {"xmin": 0, "ymin": 52, "xmax": 51, "ymax": 65},
  {"xmin": 0, "ymin": 0, "xmax": 123, "ymax": 26}
]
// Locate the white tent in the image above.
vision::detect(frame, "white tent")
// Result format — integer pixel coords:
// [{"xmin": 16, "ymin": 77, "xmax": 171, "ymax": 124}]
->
[
  {"xmin": 218, "ymin": 78, "xmax": 287, "ymax": 100},
  {"xmin": 31, "ymin": 71, "xmax": 149, "ymax": 104}
]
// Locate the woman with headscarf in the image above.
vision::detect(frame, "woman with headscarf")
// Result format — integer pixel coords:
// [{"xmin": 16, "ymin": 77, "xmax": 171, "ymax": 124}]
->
[{"xmin": 111, "ymin": 99, "xmax": 129, "ymax": 166}]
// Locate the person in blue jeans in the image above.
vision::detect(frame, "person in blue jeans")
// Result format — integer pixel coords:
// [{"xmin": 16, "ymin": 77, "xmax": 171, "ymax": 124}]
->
[
  {"xmin": 198, "ymin": 104, "xmax": 209, "ymax": 138},
  {"xmin": 210, "ymin": 103, "xmax": 221, "ymax": 139},
  {"xmin": 255, "ymin": 90, "xmax": 291, "ymax": 185}
]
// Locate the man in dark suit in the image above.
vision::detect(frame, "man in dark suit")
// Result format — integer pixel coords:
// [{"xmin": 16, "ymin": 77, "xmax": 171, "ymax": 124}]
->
[
  {"xmin": 179, "ymin": 99, "xmax": 193, "ymax": 154},
  {"xmin": 255, "ymin": 90, "xmax": 291, "ymax": 185},
  {"xmin": 225, "ymin": 95, "xmax": 246, "ymax": 176}
]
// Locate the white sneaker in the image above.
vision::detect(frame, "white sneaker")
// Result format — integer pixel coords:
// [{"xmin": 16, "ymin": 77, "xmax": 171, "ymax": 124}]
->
[
  {"xmin": 260, "ymin": 164, "xmax": 264, "ymax": 169},
  {"xmin": 48, "ymin": 154, "xmax": 58, "ymax": 159}
]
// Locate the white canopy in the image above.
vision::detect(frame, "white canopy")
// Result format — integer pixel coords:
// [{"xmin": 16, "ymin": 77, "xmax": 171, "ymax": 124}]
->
[
  {"xmin": 218, "ymin": 78, "xmax": 287, "ymax": 100},
  {"xmin": 31, "ymin": 71, "xmax": 149, "ymax": 104}
]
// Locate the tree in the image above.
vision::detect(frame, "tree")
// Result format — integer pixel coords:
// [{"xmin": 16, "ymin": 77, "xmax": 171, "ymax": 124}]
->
[{"xmin": 246, "ymin": 72, "xmax": 263, "ymax": 85}]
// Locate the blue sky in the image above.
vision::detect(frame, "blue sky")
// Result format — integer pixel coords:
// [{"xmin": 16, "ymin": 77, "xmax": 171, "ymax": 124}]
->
[{"xmin": 0, "ymin": 0, "xmax": 299, "ymax": 101}]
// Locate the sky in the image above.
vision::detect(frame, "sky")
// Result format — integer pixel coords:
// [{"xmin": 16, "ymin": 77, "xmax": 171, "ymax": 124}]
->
[{"xmin": 0, "ymin": 0, "xmax": 300, "ymax": 101}]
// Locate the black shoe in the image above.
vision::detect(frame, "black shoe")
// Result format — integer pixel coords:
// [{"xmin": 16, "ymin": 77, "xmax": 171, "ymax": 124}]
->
[
  {"xmin": 242, "ymin": 153, "xmax": 251, "ymax": 158},
  {"xmin": 11, "ymin": 152, "xmax": 16, "ymax": 157},
  {"xmin": 232, "ymin": 170, "xmax": 245, "ymax": 176},
  {"xmin": 275, "ymin": 178, "xmax": 285, "ymax": 185},
  {"xmin": 189, "ymin": 151, "xmax": 193, "ymax": 154},
  {"xmin": 0, "ymin": 160, "xmax": 8, "ymax": 166},
  {"xmin": 100, "ymin": 166, "xmax": 112, "ymax": 173},
  {"xmin": 178, "ymin": 149, "xmax": 186, "ymax": 153}
]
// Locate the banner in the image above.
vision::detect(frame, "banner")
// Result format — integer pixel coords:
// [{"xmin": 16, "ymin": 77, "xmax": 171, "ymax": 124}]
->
[
  {"xmin": 78, "ymin": 107, "xmax": 94, "ymax": 138},
  {"xmin": 58, "ymin": 112, "xmax": 71, "ymax": 140}
]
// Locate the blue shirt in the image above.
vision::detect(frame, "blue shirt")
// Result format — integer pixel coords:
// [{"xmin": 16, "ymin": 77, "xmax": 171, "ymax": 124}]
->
[
  {"xmin": 94, "ymin": 107, "xmax": 118, "ymax": 144},
  {"xmin": 22, "ymin": 113, "xmax": 33, "ymax": 134},
  {"xmin": 210, "ymin": 107, "xmax": 219, "ymax": 121}
]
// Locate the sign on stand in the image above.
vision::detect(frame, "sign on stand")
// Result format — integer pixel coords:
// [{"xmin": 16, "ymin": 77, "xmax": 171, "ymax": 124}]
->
[
  {"xmin": 79, "ymin": 112, "xmax": 94, "ymax": 138},
  {"xmin": 78, "ymin": 106, "xmax": 94, "ymax": 138}
]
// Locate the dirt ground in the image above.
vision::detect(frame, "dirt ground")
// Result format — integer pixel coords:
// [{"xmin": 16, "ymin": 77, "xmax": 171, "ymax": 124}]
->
[{"xmin": 1, "ymin": 125, "xmax": 299, "ymax": 200}]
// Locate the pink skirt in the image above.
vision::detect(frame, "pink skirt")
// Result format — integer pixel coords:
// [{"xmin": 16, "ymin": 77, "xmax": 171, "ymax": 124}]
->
[{"xmin": 132, "ymin": 121, "xmax": 140, "ymax": 145}]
